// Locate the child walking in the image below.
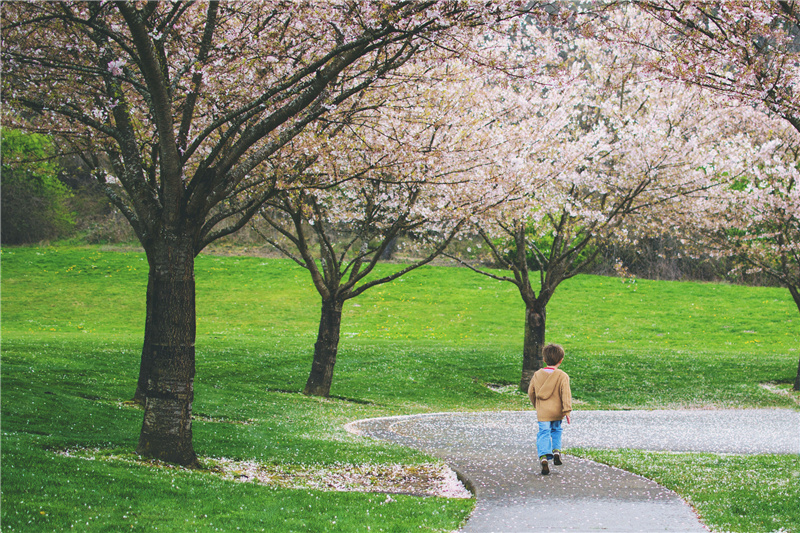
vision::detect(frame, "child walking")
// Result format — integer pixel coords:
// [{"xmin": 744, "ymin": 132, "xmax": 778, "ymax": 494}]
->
[{"xmin": 528, "ymin": 344, "xmax": 572, "ymax": 475}]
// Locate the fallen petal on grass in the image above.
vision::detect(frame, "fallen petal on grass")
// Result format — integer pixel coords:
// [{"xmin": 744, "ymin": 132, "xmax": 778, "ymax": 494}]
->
[{"xmin": 55, "ymin": 448, "xmax": 472, "ymax": 499}]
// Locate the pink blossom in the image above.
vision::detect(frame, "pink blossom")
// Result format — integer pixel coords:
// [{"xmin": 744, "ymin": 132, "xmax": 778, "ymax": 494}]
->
[{"xmin": 107, "ymin": 59, "xmax": 125, "ymax": 76}]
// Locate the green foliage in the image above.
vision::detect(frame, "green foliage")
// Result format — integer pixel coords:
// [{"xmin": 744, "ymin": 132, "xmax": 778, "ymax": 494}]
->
[
  {"xmin": 496, "ymin": 222, "xmax": 599, "ymax": 273},
  {"xmin": 728, "ymin": 176, "xmax": 751, "ymax": 192},
  {"xmin": 1, "ymin": 128, "xmax": 74, "ymax": 244},
  {"xmin": 1, "ymin": 245, "xmax": 798, "ymax": 532}
]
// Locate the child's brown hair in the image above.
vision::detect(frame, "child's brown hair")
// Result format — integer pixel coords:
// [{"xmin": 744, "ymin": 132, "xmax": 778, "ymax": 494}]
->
[{"xmin": 543, "ymin": 344, "xmax": 565, "ymax": 366}]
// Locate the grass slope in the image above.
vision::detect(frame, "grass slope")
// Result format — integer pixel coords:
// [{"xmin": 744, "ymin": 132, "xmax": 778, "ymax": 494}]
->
[{"xmin": 2, "ymin": 245, "xmax": 798, "ymax": 532}]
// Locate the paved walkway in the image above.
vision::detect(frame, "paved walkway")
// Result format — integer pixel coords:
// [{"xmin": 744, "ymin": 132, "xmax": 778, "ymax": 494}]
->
[{"xmin": 346, "ymin": 409, "xmax": 799, "ymax": 533}]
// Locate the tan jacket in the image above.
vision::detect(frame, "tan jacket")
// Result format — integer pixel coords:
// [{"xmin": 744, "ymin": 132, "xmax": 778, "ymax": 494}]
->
[{"xmin": 528, "ymin": 368, "xmax": 572, "ymax": 422}]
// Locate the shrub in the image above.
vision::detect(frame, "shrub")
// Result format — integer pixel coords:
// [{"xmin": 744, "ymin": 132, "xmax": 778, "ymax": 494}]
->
[{"xmin": 1, "ymin": 128, "xmax": 74, "ymax": 244}]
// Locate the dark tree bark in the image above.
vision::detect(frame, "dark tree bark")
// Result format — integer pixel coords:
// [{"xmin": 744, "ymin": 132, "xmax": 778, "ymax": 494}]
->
[
  {"xmin": 791, "ymin": 286, "xmax": 800, "ymax": 391},
  {"xmin": 133, "ymin": 274, "xmax": 156, "ymax": 405},
  {"xmin": 457, "ymin": 223, "xmax": 562, "ymax": 392},
  {"xmin": 795, "ymin": 357, "xmax": 800, "ymax": 393},
  {"xmin": 135, "ymin": 237, "xmax": 198, "ymax": 466},
  {"xmin": 380, "ymin": 236, "xmax": 399, "ymax": 260},
  {"xmin": 304, "ymin": 299, "xmax": 344, "ymax": 397},
  {"xmin": 521, "ymin": 301, "xmax": 547, "ymax": 391}
]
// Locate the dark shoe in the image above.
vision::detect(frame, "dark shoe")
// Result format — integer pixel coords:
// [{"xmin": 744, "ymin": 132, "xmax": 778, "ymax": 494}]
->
[
  {"xmin": 553, "ymin": 452, "xmax": 563, "ymax": 466},
  {"xmin": 541, "ymin": 459, "xmax": 550, "ymax": 475}
]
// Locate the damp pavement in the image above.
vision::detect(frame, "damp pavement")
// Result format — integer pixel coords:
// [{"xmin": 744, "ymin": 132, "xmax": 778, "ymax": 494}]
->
[{"xmin": 346, "ymin": 409, "xmax": 800, "ymax": 533}]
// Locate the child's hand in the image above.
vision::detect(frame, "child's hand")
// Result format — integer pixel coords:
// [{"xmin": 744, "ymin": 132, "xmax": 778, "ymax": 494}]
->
[{"xmin": 566, "ymin": 415, "xmax": 571, "ymax": 424}]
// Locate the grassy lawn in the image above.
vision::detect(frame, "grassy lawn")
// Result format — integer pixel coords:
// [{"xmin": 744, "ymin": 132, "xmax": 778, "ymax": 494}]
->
[
  {"xmin": 1, "ymin": 244, "xmax": 798, "ymax": 532},
  {"xmin": 569, "ymin": 449, "xmax": 800, "ymax": 533}
]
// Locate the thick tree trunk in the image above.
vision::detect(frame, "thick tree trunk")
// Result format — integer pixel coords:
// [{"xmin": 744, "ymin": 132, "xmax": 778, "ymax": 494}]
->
[
  {"xmin": 304, "ymin": 299, "xmax": 343, "ymax": 397},
  {"xmin": 520, "ymin": 302, "xmax": 546, "ymax": 392},
  {"xmin": 135, "ymin": 240, "xmax": 198, "ymax": 466}
]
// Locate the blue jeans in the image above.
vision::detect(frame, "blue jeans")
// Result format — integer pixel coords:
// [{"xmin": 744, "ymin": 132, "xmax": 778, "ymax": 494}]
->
[{"xmin": 537, "ymin": 420, "xmax": 563, "ymax": 460}]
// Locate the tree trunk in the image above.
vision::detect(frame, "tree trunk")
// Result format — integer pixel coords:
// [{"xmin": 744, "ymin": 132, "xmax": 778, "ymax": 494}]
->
[
  {"xmin": 520, "ymin": 301, "xmax": 546, "ymax": 392},
  {"xmin": 133, "ymin": 273, "xmax": 156, "ymax": 405},
  {"xmin": 135, "ymin": 240, "xmax": 199, "ymax": 466},
  {"xmin": 304, "ymin": 299, "xmax": 343, "ymax": 397},
  {"xmin": 795, "ymin": 356, "xmax": 800, "ymax": 393},
  {"xmin": 380, "ymin": 236, "xmax": 399, "ymax": 260},
  {"xmin": 790, "ymin": 286, "xmax": 800, "ymax": 391}
]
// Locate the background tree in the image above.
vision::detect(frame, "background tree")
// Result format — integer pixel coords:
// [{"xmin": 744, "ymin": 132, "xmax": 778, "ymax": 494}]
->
[
  {"xmin": 255, "ymin": 58, "xmax": 523, "ymax": 397},
  {"xmin": 259, "ymin": 182, "xmax": 466, "ymax": 397},
  {"xmin": 718, "ymin": 138, "xmax": 799, "ymax": 389},
  {"xmin": 451, "ymin": 35, "xmax": 750, "ymax": 390},
  {"xmin": 668, "ymin": 108, "xmax": 800, "ymax": 390},
  {"xmin": 619, "ymin": 1, "xmax": 800, "ymax": 132},
  {"xmin": 1, "ymin": 128, "xmax": 74, "ymax": 244},
  {"xmin": 1, "ymin": 1, "xmax": 547, "ymax": 465},
  {"xmin": 604, "ymin": 0, "xmax": 800, "ymax": 390}
]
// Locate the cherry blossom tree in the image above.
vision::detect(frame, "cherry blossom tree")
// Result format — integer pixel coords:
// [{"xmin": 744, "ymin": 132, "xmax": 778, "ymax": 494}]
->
[
  {"xmin": 450, "ymin": 34, "xmax": 751, "ymax": 391},
  {"xmin": 616, "ymin": 1, "xmax": 800, "ymax": 132},
  {"xmin": 602, "ymin": 1, "xmax": 800, "ymax": 390},
  {"xmin": 254, "ymin": 57, "xmax": 530, "ymax": 397},
  {"xmin": 1, "ymin": 1, "xmax": 551, "ymax": 465},
  {"xmin": 258, "ymin": 182, "xmax": 467, "ymax": 397},
  {"xmin": 724, "ymin": 140, "xmax": 800, "ymax": 390},
  {"xmin": 669, "ymin": 109, "xmax": 800, "ymax": 390}
]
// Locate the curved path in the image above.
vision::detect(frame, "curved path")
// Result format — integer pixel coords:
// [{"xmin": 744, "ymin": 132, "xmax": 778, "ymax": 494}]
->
[{"xmin": 346, "ymin": 409, "xmax": 799, "ymax": 533}]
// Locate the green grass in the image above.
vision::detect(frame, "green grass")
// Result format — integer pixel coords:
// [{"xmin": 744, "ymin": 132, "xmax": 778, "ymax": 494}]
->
[
  {"xmin": 2, "ymin": 244, "xmax": 799, "ymax": 532},
  {"xmin": 3, "ymin": 432, "xmax": 472, "ymax": 532},
  {"xmin": 569, "ymin": 449, "xmax": 800, "ymax": 533}
]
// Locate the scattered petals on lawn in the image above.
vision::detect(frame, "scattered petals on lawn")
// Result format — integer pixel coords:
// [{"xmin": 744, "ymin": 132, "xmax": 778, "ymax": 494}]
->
[
  {"xmin": 55, "ymin": 448, "xmax": 471, "ymax": 499},
  {"xmin": 759, "ymin": 382, "xmax": 800, "ymax": 406},
  {"xmin": 212, "ymin": 459, "xmax": 472, "ymax": 498}
]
